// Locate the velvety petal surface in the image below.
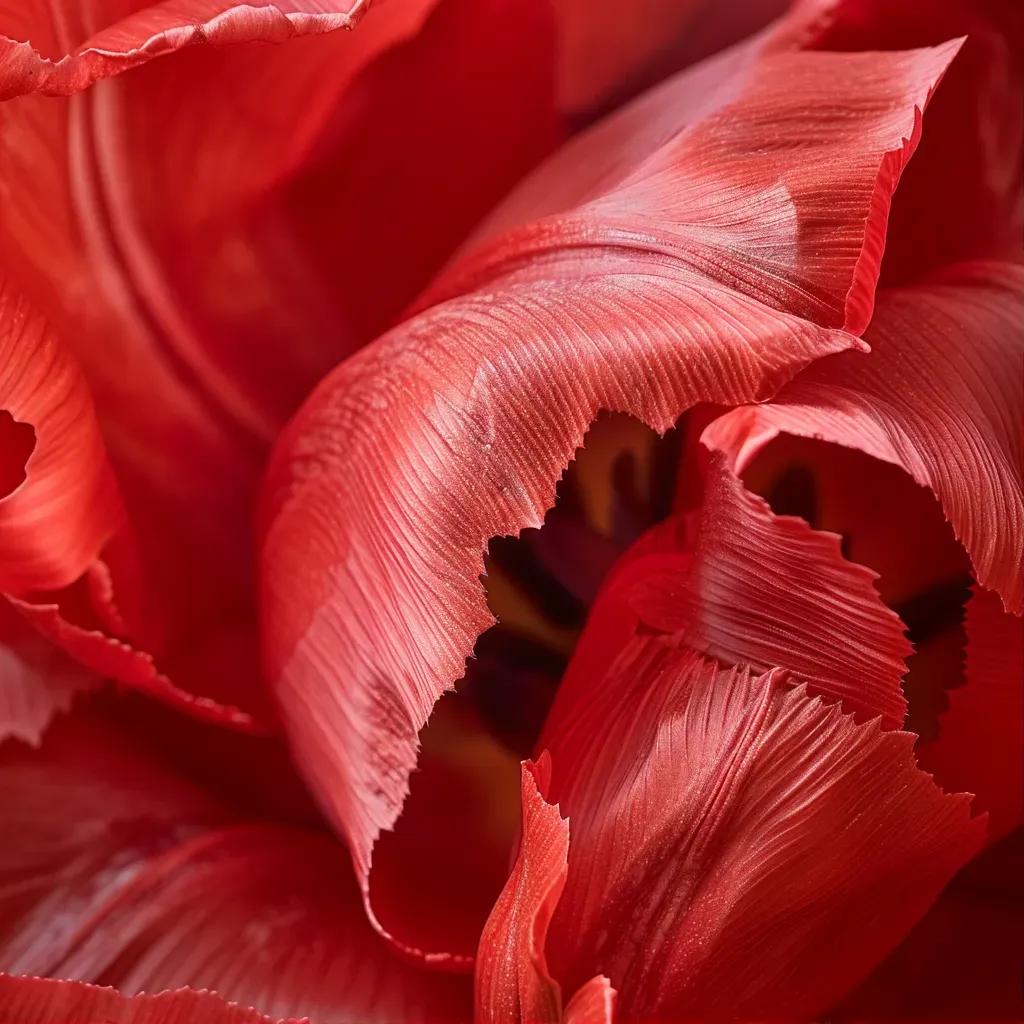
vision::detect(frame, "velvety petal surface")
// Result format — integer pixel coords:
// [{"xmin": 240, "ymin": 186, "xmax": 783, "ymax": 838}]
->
[
  {"xmin": 0, "ymin": 714, "xmax": 472, "ymax": 1022},
  {"xmin": 261, "ymin": 40, "xmax": 956, "ymax": 961},
  {"xmin": 917, "ymin": 585, "xmax": 1024, "ymax": 844},
  {"xmin": 0, "ymin": 975, "xmax": 304, "ymax": 1024},
  {"xmin": 705, "ymin": 262, "xmax": 1024, "ymax": 613},
  {"xmin": 541, "ymin": 645, "xmax": 984, "ymax": 1019}
]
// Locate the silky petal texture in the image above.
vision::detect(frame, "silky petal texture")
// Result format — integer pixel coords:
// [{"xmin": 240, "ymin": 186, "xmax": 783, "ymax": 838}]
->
[
  {"xmin": 261, "ymin": 41, "xmax": 957, "ymax": 962},
  {"xmin": 0, "ymin": 716, "xmax": 472, "ymax": 1022},
  {"xmin": 544, "ymin": 455, "xmax": 911, "ymax": 742},
  {"xmin": 561, "ymin": 978, "xmax": 615, "ymax": 1024},
  {"xmin": 0, "ymin": 276, "xmax": 122, "ymax": 595},
  {"xmin": 0, "ymin": 975, "xmax": 305, "ymax": 1024},
  {"xmin": 0, "ymin": 604, "xmax": 95, "ymax": 745},
  {"xmin": 475, "ymin": 758, "xmax": 565, "ymax": 1024},
  {"xmin": 540, "ymin": 646, "xmax": 985, "ymax": 1019},
  {"xmin": 704, "ymin": 262, "xmax": 1024, "ymax": 613},
  {"xmin": 917, "ymin": 586, "xmax": 1024, "ymax": 844}
]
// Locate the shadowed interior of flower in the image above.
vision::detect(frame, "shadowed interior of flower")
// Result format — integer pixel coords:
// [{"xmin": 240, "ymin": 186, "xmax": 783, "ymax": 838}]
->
[{"xmin": 0, "ymin": 411, "xmax": 34, "ymax": 500}]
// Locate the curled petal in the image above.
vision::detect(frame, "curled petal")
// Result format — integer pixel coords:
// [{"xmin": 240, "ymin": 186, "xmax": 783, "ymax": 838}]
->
[
  {"xmin": 261, "ymin": 41, "xmax": 956, "ymax": 961},
  {"xmin": 542, "ymin": 645, "xmax": 985, "ymax": 1019},
  {"xmin": 705, "ymin": 263, "xmax": 1024, "ymax": 613},
  {"xmin": 0, "ymin": 277, "xmax": 122, "ymax": 595},
  {"xmin": 916, "ymin": 585, "xmax": 1024, "ymax": 843},
  {"xmin": 475, "ymin": 756, "xmax": 566, "ymax": 1024},
  {"xmin": 545, "ymin": 454, "xmax": 911, "ymax": 739},
  {"xmin": 562, "ymin": 976, "xmax": 615, "ymax": 1024}
]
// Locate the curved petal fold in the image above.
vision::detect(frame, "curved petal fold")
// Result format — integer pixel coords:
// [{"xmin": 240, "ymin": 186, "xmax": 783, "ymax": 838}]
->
[
  {"xmin": 261, "ymin": 40, "xmax": 956, "ymax": 961},
  {"xmin": 541, "ymin": 645, "xmax": 984, "ymax": 1019},
  {"xmin": 0, "ymin": 713, "xmax": 471, "ymax": 1022},
  {"xmin": 0, "ymin": 975, "xmax": 304, "ymax": 1024},
  {"xmin": 916, "ymin": 585, "xmax": 1023, "ymax": 844},
  {"xmin": 705, "ymin": 262, "xmax": 1024, "ymax": 613},
  {"xmin": 0, "ymin": 276, "xmax": 123, "ymax": 596},
  {"xmin": 545, "ymin": 454, "xmax": 911, "ymax": 739},
  {"xmin": 475, "ymin": 757, "xmax": 566, "ymax": 1024}
]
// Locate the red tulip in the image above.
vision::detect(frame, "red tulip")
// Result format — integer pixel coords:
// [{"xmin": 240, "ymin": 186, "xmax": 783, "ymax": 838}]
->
[{"xmin": 0, "ymin": 0, "xmax": 1020, "ymax": 1020}]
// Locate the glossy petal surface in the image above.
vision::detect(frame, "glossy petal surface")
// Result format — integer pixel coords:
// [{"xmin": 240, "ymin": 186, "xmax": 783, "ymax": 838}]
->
[
  {"xmin": 542, "ymin": 646, "xmax": 984, "ymax": 1019},
  {"xmin": 261, "ymin": 41, "xmax": 956, "ymax": 960},
  {"xmin": 705, "ymin": 263, "xmax": 1024, "ymax": 612}
]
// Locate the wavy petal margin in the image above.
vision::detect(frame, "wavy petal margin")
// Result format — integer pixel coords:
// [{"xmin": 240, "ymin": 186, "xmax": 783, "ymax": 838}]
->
[
  {"xmin": 705, "ymin": 262, "xmax": 1024, "ymax": 613},
  {"xmin": 0, "ymin": 975, "xmax": 304, "ymax": 1024},
  {"xmin": 260, "ymin": 39, "xmax": 959, "ymax": 962},
  {"xmin": 541, "ymin": 646, "xmax": 985, "ymax": 1019}
]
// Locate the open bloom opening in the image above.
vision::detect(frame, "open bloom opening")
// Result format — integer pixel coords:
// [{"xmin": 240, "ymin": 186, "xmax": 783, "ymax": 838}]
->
[{"xmin": 0, "ymin": 0, "xmax": 1021, "ymax": 1021}]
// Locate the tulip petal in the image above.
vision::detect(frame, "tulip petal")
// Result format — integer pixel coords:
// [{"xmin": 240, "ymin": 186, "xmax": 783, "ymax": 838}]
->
[
  {"xmin": 0, "ymin": 714, "xmax": 472, "ymax": 1022},
  {"xmin": 704, "ymin": 262, "xmax": 1024, "ymax": 613},
  {"xmin": 916, "ymin": 585, "xmax": 1024, "ymax": 844},
  {"xmin": 0, "ymin": 604, "xmax": 95, "ymax": 746},
  {"xmin": 546, "ymin": 454, "xmax": 911, "ymax": 738},
  {"xmin": 0, "ymin": 975, "xmax": 304, "ymax": 1024},
  {"xmin": 542, "ymin": 644, "xmax": 985, "ymax": 1019},
  {"xmin": 0, "ymin": 277, "xmax": 122, "ymax": 596},
  {"xmin": 562, "ymin": 977, "xmax": 615, "ymax": 1024},
  {"xmin": 261, "ymin": 39, "xmax": 959, "ymax": 961},
  {"xmin": 475, "ymin": 757, "xmax": 565, "ymax": 1024}
]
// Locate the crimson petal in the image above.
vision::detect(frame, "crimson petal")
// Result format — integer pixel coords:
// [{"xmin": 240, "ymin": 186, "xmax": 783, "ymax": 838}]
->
[
  {"xmin": 0, "ymin": 714, "xmax": 471, "ymax": 1022},
  {"xmin": 261, "ymin": 39, "xmax": 956, "ymax": 962},
  {"xmin": 705, "ymin": 262, "xmax": 1024, "ymax": 613},
  {"xmin": 541, "ymin": 645, "xmax": 984, "ymax": 1019},
  {"xmin": 0, "ymin": 975, "xmax": 305, "ymax": 1024}
]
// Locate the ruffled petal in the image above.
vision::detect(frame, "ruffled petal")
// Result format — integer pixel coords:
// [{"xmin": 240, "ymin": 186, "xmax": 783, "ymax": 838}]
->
[
  {"xmin": 916, "ymin": 586, "xmax": 1023, "ymax": 844},
  {"xmin": 0, "ymin": 276, "xmax": 123, "ymax": 595},
  {"xmin": 545, "ymin": 454, "xmax": 911, "ymax": 738},
  {"xmin": 0, "ymin": 603, "xmax": 94, "ymax": 746},
  {"xmin": 0, "ymin": 714, "xmax": 472, "ymax": 1022},
  {"xmin": 0, "ymin": 975, "xmax": 304, "ymax": 1024},
  {"xmin": 475, "ymin": 757, "xmax": 566, "ymax": 1024},
  {"xmin": 542, "ymin": 644, "xmax": 985, "ymax": 1019},
  {"xmin": 705, "ymin": 262, "xmax": 1024, "ymax": 613},
  {"xmin": 261, "ymin": 40, "xmax": 957, "ymax": 961}
]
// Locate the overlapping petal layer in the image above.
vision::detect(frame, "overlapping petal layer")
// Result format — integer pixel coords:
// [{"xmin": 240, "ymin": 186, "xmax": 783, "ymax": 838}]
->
[
  {"xmin": 705, "ymin": 263, "xmax": 1024, "ymax": 613},
  {"xmin": 0, "ymin": 715, "xmax": 472, "ymax": 1021},
  {"xmin": 261, "ymin": 39, "xmax": 958, "ymax": 961},
  {"xmin": 540, "ymin": 647, "xmax": 984, "ymax": 1019},
  {"xmin": 0, "ymin": 975, "xmax": 303, "ymax": 1024}
]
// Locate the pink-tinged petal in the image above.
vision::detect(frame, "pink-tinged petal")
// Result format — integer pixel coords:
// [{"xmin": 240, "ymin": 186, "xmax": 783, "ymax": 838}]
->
[
  {"xmin": 0, "ymin": 277, "xmax": 123, "ymax": 596},
  {"xmin": 0, "ymin": 975, "xmax": 305, "ymax": 1024},
  {"xmin": 916, "ymin": 586, "xmax": 1023, "ymax": 844},
  {"xmin": 562, "ymin": 977, "xmax": 615, "ymax": 1024},
  {"xmin": 0, "ymin": 603, "xmax": 95, "ymax": 745},
  {"xmin": 804, "ymin": 0, "xmax": 1024, "ymax": 281},
  {"xmin": 475, "ymin": 757, "xmax": 565, "ymax": 1024},
  {"xmin": 546, "ymin": 454, "xmax": 911, "ymax": 738},
  {"xmin": 0, "ymin": 714, "xmax": 472, "ymax": 1022},
  {"xmin": 542, "ymin": 644, "xmax": 985, "ymax": 1019},
  {"xmin": 261, "ymin": 40, "xmax": 958, "ymax": 962},
  {"xmin": 705, "ymin": 262, "xmax": 1024, "ymax": 613}
]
